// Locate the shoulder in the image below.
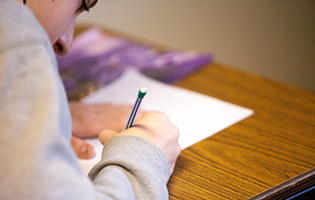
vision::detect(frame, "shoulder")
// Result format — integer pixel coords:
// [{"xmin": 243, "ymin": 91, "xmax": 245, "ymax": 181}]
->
[{"xmin": 0, "ymin": 0, "xmax": 50, "ymax": 51}]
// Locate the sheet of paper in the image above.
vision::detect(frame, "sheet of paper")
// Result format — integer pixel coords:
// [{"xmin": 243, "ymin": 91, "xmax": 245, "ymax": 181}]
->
[{"xmin": 78, "ymin": 69, "xmax": 254, "ymax": 174}]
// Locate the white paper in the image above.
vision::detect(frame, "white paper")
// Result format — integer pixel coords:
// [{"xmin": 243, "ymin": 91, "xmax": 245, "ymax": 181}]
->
[{"xmin": 78, "ymin": 69, "xmax": 254, "ymax": 174}]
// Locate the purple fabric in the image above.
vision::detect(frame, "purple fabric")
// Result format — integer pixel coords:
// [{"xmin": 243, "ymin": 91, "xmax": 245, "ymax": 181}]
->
[{"xmin": 57, "ymin": 28, "xmax": 214, "ymax": 96}]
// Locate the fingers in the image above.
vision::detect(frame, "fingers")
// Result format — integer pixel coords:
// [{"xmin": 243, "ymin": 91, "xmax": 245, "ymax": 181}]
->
[
  {"xmin": 70, "ymin": 136, "xmax": 95, "ymax": 159},
  {"xmin": 98, "ymin": 129, "xmax": 120, "ymax": 145}
]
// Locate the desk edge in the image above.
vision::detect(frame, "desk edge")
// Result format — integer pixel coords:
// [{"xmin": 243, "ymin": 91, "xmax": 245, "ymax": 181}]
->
[{"xmin": 249, "ymin": 168, "xmax": 315, "ymax": 200}]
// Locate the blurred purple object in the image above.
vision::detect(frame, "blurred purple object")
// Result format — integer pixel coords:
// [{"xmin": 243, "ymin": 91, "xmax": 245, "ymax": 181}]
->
[{"xmin": 57, "ymin": 28, "xmax": 214, "ymax": 98}]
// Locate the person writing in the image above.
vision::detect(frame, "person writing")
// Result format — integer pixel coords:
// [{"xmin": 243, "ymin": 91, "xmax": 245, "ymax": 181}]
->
[{"xmin": 0, "ymin": 0, "xmax": 181, "ymax": 199}]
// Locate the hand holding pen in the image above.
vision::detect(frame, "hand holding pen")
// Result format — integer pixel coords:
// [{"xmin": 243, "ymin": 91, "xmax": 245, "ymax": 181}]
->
[{"xmin": 98, "ymin": 87, "xmax": 181, "ymax": 174}]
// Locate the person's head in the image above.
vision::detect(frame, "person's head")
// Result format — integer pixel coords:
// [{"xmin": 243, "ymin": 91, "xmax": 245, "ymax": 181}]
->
[{"xmin": 19, "ymin": 0, "xmax": 98, "ymax": 56}]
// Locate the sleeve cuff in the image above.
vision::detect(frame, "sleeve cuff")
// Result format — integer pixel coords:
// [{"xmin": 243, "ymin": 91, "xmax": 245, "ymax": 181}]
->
[{"xmin": 88, "ymin": 135, "xmax": 170, "ymax": 184}]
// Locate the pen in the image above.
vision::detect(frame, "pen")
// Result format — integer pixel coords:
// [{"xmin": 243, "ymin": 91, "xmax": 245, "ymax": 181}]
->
[{"xmin": 125, "ymin": 87, "xmax": 147, "ymax": 129}]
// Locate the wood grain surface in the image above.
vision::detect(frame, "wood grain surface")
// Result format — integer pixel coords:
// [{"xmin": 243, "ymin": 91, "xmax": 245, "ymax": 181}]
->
[{"xmin": 170, "ymin": 63, "xmax": 315, "ymax": 199}]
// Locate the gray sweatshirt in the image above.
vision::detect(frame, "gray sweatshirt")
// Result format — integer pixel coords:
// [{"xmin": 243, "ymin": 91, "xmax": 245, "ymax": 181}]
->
[{"xmin": 0, "ymin": 0, "xmax": 170, "ymax": 199}]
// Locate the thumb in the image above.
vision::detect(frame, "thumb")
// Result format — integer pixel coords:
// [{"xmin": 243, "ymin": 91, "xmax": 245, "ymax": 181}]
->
[{"xmin": 99, "ymin": 129, "xmax": 120, "ymax": 145}]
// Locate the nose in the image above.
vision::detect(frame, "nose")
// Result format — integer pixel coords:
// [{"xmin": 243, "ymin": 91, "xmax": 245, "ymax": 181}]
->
[
  {"xmin": 53, "ymin": 20, "xmax": 76, "ymax": 56},
  {"xmin": 53, "ymin": 34, "xmax": 73, "ymax": 56}
]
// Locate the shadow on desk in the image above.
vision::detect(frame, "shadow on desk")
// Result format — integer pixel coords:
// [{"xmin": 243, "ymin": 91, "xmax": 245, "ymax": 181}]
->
[{"xmin": 287, "ymin": 185, "xmax": 315, "ymax": 200}]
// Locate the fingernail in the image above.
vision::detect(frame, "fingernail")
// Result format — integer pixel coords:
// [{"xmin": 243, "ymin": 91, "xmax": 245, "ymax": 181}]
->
[{"xmin": 81, "ymin": 146, "xmax": 88, "ymax": 155}]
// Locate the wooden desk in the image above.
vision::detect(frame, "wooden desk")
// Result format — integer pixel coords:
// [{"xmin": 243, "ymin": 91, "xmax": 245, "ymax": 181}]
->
[
  {"xmin": 170, "ymin": 63, "xmax": 315, "ymax": 199},
  {"xmin": 74, "ymin": 26, "xmax": 315, "ymax": 199}
]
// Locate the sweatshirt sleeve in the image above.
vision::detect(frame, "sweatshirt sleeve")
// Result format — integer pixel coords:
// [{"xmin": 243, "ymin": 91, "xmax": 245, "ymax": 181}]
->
[{"xmin": 89, "ymin": 135, "xmax": 171, "ymax": 200}]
